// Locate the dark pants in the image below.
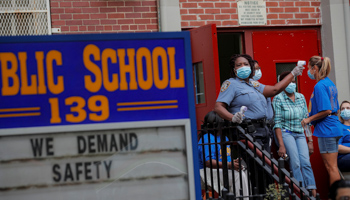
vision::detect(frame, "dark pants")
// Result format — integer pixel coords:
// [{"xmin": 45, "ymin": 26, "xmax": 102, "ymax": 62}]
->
[
  {"xmin": 338, "ymin": 154, "xmax": 350, "ymax": 172},
  {"xmin": 239, "ymin": 122, "xmax": 273, "ymax": 194}
]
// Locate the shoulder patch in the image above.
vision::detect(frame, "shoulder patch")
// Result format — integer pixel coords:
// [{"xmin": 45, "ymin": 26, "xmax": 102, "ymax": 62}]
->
[
  {"xmin": 220, "ymin": 81, "xmax": 231, "ymax": 92},
  {"xmin": 250, "ymin": 80, "xmax": 260, "ymax": 88}
]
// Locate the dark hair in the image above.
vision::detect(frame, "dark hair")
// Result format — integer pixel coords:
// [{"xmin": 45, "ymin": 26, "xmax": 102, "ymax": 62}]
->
[
  {"xmin": 229, "ymin": 54, "xmax": 255, "ymax": 78},
  {"xmin": 253, "ymin": 60, "xmax": 258, "ymax": 64},
  {"xmin": 198, "ymin": 111, "xmax": 223, "ymax": 140},
  {"xmin": 203, "ymin": 111, "xmax": 222, "ymax": 129},
  {"xmin": 279, "ymin": 71, "xmax": 291, "ymax": 82},
  {"xmin": 329, "ymin": 180, "xmax": 350, "ymax": 200}
]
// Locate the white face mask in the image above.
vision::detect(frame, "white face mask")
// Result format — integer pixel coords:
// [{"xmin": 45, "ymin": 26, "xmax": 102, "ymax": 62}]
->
[
  {"xmin": 341, "ymin": 109, "xmax": 350, "ymax": 120},
  {"xmin": 253, "ymin": 69, "xmax": 262, "ymax": 80},
  {"xmin": 285, "ymin": 83, "xmax": 296, "ymax": 94},
  {"xmin": 236, "ymin": 66, "xmax": 252, "ymax": 79}
]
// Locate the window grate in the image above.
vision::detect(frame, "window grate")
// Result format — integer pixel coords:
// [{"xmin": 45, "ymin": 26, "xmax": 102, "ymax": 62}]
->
[{"xmin": 0, "ymin": 0, "xmax": 50, "ymax": 36}]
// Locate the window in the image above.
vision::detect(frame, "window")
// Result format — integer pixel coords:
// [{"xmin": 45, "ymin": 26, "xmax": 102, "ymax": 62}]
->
[
  {"xmin": 0, "ymin": 0, "xmax": 51, "ymax": 36},
  {"xmin": 276, "ymin": 62, "xmax": 299, "ymax": 91},
  {"xmin": 193, "ymin": 62, "xmax": 205, "ymax": 104}
]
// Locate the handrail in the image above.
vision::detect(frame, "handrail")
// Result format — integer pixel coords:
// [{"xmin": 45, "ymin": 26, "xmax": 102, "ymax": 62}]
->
[{"xmin": 198, "ymin": 121, "xmax": 321, "ymax": 200}]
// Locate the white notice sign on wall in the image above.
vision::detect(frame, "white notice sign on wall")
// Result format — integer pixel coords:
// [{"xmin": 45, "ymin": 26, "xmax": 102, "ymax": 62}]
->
[{"xmin": 237, "ymin": 0, "xmax": 267, "ymax": 26}]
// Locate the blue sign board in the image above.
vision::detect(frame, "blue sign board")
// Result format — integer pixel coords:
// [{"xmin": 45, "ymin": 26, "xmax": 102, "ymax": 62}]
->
[{"xmin": 0, "ymin": 32, "xmax": 195, "ymax": 129}]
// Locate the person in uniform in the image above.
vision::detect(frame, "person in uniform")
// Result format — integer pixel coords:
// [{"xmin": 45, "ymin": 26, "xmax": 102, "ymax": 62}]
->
[
  {"xmin": 253, "ymin": 60, "xmax": 275, "ymax": 142},
  {"xmin": 214, "ymin": 54, "xmax": 304, "ymax": 152},
  {"xmin": 214, "ymin": 54, "xmax": 304, "ymax": 194}
]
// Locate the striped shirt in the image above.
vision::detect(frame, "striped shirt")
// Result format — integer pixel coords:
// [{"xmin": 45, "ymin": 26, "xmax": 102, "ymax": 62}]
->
[{"xmin": 272, "ymin": 91, "xmax": 308, "ymax": 133}]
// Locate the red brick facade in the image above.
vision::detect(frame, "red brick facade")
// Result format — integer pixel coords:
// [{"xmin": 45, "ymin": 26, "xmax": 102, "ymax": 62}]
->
[
  {"xmin": 50, "ymin": 0, "xmax": 158, "ymax": 34},
  {"xmin": 180, "ymin": 0, "xmax": 321, "ymax": 28},
  {"xmin": 50, "ymin": 0, "xmax": 321, "ymax": 34}
]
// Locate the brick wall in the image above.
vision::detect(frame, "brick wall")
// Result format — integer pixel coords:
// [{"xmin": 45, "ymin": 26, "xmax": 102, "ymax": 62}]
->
[
  {"xmin": 50, "ymin": 0, "xmax": 158, "ymax": 34},
  {"xmin": 180, "ymin": 0, "xmax": 321, "ymax": 28}
]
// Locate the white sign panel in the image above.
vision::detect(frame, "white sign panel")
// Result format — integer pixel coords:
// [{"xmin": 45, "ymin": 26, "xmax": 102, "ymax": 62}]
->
[
  {"xmin": 238, "ymin": 0, "xmax": 267, "ymax": 26},
  {"xmin": 0, "ymin": 125, "xmax": 190, "ymax": 199}
]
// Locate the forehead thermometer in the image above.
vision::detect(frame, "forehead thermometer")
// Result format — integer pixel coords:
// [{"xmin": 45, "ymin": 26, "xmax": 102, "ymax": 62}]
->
[{"xmin": 297, "ymin": 60, "xmax": 306, "ymax": 66}]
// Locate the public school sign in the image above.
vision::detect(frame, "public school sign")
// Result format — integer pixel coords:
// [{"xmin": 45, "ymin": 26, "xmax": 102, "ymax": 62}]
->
[{"xmin": 0, "ymin": 32, "xmax": 200, "ymax": 200}]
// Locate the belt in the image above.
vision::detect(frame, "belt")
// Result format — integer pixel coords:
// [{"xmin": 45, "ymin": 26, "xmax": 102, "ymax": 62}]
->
[
  {"xmin": 250, "ymin": 118, "xmax": 266, "ymax": 124},
  {"xmin": 328, "ymin": 112, "xmax": 337, "ymax": 116},
  {"xmin": 283, "ymin": 129, "xmax": 293, "ymax": 133}
]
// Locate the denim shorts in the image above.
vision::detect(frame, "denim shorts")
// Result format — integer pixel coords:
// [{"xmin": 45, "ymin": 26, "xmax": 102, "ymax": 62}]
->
[{"xmin": 318, "ymin": 137, "xmax": 341, "ymax": 154}]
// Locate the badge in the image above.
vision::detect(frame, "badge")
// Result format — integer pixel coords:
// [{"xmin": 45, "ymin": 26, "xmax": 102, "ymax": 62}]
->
[
  {"xmin": 250, "ymin": 80, "xmax": 260, "ymax": 88},
  {"xmin": 220, "ymin": 81, "xmax": 231, "ymax": 92}
]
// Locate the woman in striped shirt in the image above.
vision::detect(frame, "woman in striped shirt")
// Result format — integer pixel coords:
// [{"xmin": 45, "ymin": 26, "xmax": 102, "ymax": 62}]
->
[{"xmin": 273, "ymin": 71, "xmax": 317, "ymax": 197}]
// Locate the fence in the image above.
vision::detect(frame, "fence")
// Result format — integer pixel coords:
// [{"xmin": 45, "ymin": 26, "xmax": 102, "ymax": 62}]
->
[{"xmin": 198, "ymin": 120, "xmax": 321, "ymax": 200}]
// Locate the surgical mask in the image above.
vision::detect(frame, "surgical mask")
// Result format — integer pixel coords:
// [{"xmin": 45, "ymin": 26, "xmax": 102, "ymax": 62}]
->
[
  {"xmin": 308, "ymin": 69, "xmax": 315, "ymax": 80},
  {"xmin": 285, "ymin": 83, "xmax": 296, "ymax": 94},
  {"xmin": 236, "ymin": 66, "xmax": 251, "ymax": 79},
  {"xmin": 253, "ymin": 69, "xmax": 262, "ymax": 80},
  {"xmin": 341, "ymin": 109, "xmax": 350, "ymax": 120}
]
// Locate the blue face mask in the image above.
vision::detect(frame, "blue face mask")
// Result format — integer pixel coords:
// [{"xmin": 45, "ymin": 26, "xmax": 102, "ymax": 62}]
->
[
  {"xmin": 341, "ymin": 109, "xmax": 350, "ymax": 120},
  {"xmin": 253, "ymin": 69, "xmax": 262, "ymax": 80},
  {"xmin": 236, "ymin": 66, "xmax": 251, "ymax": 79},
  {"xmin": 285, "ymin": 83, "xmax": 296, "ymax": 94},
  {"xmin": 308, "ymin": 69, "xmax": 315, "ymax": 80}
]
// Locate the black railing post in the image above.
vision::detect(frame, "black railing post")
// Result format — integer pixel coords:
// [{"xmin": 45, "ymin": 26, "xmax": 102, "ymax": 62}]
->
[
  {"xmin": 299, "ymin": 181, "xmax": 304, "ymax": 200},
  {"xmin": 316, "ymin": 193, "xmax": 320, "ymax": 200},
  {"xmin": 278, "ymin": 158, "xmax": 285, "ymax": 185},
  {"xmin": 226, "ymin": 193, "xmax": 235, "ymax": 200},
  {"xmin": 219, "ymin": 122, "xmax": 229, "ymax": 194},
  {"xmin": 253, "ymin": 187, "xmax": 259, "ymax": 200},
  {"xmin": 222, "ymin": 187, "xmax": 228, "ymax": 199},
  {"xmin": 289, "ymin": 170, "xmax": 294, "ymax": 195},
  {"xmin": 282, "ymin": 182, "xmax": 289, "ymax": 199}
]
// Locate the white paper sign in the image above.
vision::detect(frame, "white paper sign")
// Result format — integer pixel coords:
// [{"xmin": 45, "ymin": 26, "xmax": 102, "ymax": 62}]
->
[{"xmin": 238, "ymin": 0, "xmax": 267, "ymax": 26}]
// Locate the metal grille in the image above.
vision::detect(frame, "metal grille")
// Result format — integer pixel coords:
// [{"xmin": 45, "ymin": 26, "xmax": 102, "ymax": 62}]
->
[{"xmin": 0, "ymin": 0, "xmax": 50, "ymax": 36}]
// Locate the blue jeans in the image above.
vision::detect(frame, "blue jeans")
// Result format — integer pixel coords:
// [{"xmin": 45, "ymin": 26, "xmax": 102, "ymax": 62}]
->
[{"xmin": 279, "ymin": 130, "xmax": 317, "ymax": 189}]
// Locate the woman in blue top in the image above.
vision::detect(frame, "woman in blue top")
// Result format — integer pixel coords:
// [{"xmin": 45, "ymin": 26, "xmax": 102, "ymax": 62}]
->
[
  {"xmin": 273, "ymin": 71, "xmax": 316, "ymax": 197},
  {"xmin": 337, "ymin": 100, "xmax": 350, "ymax": 172},
  {"xmin": 301, "ymin": 56, "xmax": 343, "ymax": 186}
]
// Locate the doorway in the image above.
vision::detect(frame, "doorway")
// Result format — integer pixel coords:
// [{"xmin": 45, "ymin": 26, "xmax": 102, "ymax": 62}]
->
[{"xmin": 217, "ymin": 33, "xmax": 243, "ymax": 84}]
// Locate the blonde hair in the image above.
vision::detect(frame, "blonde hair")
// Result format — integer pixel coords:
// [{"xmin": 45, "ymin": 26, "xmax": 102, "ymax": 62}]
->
[
  {"xmin": 339, "ymin": 100, "xmax": 350, "ymax": 124},
  {"xmin": 308, "ymin": 56, "xmax": 331, "ymax": 80}
]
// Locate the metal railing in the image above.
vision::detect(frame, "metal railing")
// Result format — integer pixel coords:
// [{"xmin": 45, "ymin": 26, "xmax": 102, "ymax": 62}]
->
[{"xmin": 198, "ymin": 121, "xmax": 321, "ymax": 200}]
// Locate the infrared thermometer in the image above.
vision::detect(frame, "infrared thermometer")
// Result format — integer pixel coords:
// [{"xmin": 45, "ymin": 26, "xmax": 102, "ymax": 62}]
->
[
  {"xmin": 240, "ymin": 106, "xmax": 247, "ymax": 114},
  {"xmin": 297, "ymin": 60, "xmax": 306, "ymax": 66}
]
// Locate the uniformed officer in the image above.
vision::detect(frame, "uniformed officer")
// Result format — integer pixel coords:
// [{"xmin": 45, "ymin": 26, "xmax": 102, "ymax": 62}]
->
[
  {"xmin": 214, "ymin": 54, "xmax": 304, "ymax": 195},
  {"xmin": 214, "ymin": 54, "xmax": 304, "ymax": 152},
  {"xmin": 253, "ymin": 60, "xmax": 275, "ymax": 144}
]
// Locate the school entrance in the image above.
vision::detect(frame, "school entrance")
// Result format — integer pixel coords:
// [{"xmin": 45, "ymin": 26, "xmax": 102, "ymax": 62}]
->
[{"xmin": 190, "ymin": 24, "xmax": 328, "ymax": 199}]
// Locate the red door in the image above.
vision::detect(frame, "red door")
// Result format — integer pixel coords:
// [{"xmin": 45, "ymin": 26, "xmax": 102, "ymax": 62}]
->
[
  {"xmin": 252, "ymin": 30, "xmax": 328, "ymax": 199},
  {"xmin": 190, "ymin": 24, "xmax": 221, "ymax": 132}
]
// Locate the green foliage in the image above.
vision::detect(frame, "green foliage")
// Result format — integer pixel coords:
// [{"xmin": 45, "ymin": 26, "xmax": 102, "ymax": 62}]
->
[{"xmin": 264, "ymin": 183, "xmax": 288, "ymax": 200}]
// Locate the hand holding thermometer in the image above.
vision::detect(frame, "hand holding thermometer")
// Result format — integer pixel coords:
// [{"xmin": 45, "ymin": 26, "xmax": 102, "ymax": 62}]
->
[{"xmin": 232, "ymin": 106, "xmax": 247, "ymax": 123}]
